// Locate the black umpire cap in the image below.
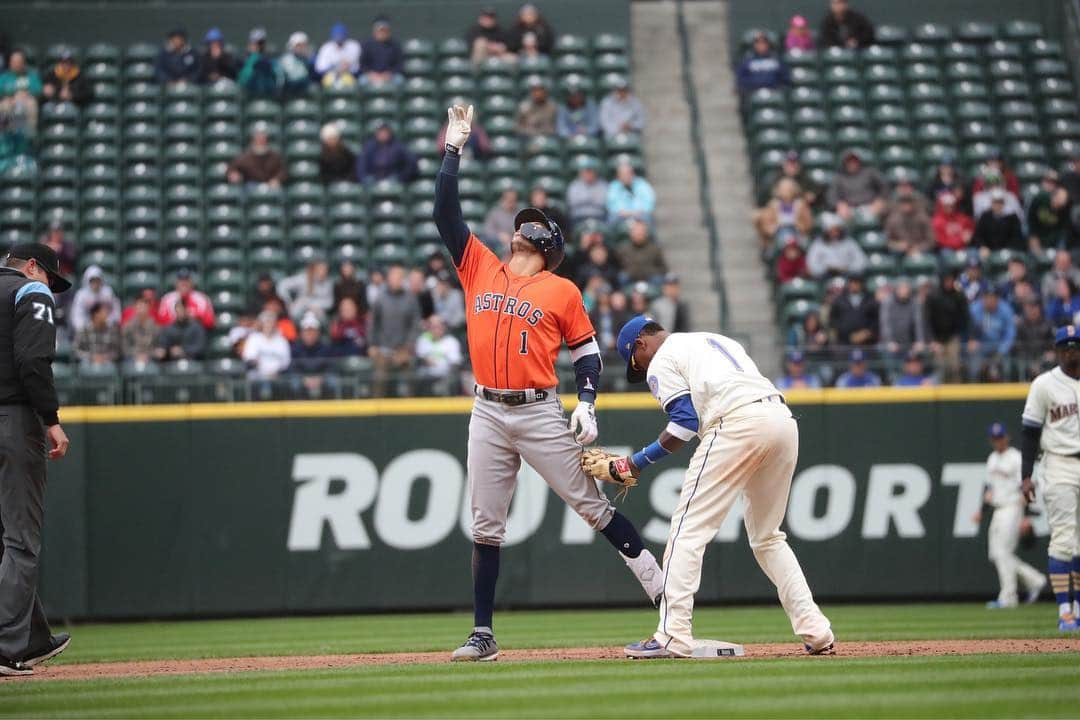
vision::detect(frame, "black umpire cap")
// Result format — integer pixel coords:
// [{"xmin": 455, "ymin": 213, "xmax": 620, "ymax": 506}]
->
[{"xmin": 5, "ymin": 243, "xmax": 72, "ymax": 292}]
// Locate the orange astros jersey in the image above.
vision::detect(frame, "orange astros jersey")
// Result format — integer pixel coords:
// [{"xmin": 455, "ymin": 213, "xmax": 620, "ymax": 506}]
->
[{"xmin": 455, "ymin": 234, "xmax": 594, "ymax": 389}]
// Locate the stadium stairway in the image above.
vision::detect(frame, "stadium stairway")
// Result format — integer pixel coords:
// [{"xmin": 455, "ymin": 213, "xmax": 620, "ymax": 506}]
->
[
  {"xmin": 683, "ymin": 0, "xmax": 780, "ymax": 376},
  {"xmin": 632, "ymin": 1, "xmax": 722, "ymax": 334}
]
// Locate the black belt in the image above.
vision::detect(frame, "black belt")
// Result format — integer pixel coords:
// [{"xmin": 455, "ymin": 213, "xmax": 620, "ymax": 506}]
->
[
  {"xmin": 755, "ymin": 394, "xmax": 786, "ymax": 405},
  {"xmin": 476, "ymin": 386, "xmax": 548, "ymax": 406}
]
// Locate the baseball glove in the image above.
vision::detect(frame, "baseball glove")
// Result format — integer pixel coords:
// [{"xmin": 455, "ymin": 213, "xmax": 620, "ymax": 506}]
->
[{"xmin": 581, "ymin": 448, "xmax": 638, "ymax": 500}]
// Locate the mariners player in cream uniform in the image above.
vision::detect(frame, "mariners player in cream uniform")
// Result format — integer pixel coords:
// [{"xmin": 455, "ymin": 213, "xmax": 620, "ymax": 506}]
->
[
  {"xmin": 1021, "ymin": 325, "xmax": 1080, "ymax": 631},
  {"xmin": 978, "ymin": 422, "xmax": 1045, "ymax": 609},
  {"xmin": 599, "ymin": 316, "xmax": 833, "ymax": 658}
]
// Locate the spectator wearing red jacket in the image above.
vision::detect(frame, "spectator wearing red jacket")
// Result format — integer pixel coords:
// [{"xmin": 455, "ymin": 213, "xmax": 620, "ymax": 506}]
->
[
  {"xmin": 932, "ymin": 192, "xmax": 974, "ymax": 250},
  {"xmin": 776, "ymin": 235, "xmax": 808, "ymax": 283},
  {"xmin": 157, "ymin": 269, "xmax": 215, "ymax": 329}
]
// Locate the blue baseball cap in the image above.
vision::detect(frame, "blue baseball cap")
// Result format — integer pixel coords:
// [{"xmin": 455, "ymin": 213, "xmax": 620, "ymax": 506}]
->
[
  {"xmin": 617, "ymin": 314, "xmax": 654, "ymax": 383},
  {"xmin": 331, "ymin": 22, "xmax": 348, "ymax": 41},
  {"xmin": 787, "ymin": 350, "xmax": 805, "ymax": 364},
  {"xmin": 849, "ymin": 349, "xmax": 866, "ymax": 363},
  {"xmin": 204, "ymin": 27, "xmax": 224, "ymax": 43},
  {"xmin": 988, "ymin": 422, "xmax": 1007, "ymax": 438},
  {"xmin": 1056, "ymin": 325, "xmax": 1080, "ymax": 347}
]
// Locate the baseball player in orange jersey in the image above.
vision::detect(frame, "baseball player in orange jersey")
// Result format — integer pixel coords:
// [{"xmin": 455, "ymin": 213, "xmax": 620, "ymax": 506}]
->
[{"xmin": 435, "ymin": 106, "xmax": 663, "ymax": 662}]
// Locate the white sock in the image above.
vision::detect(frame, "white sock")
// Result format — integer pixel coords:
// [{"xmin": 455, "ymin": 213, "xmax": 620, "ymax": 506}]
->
[{"xmin": 1059, "ymin": 602, "xmax": 1072, "ymax": 617}]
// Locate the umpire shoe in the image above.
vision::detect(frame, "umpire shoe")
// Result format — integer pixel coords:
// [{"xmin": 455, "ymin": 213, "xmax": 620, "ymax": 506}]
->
[
  {"xmin": 0, "ymin": 656, "xmax": 32, "ymax": 677},
  {"xmin": 19, "ymin": 633, "xmax": 71, "ymax": 668},
  {"xmin": 451, "ymin": 628, "xmax": 498, "ymax": 662},
  {"xmin": 625, "ymin": 637, "xmax": 673, "ymax": 659}
]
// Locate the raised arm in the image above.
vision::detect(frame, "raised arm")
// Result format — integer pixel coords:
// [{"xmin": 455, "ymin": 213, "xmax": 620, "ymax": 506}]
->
[{"xmin": 433, "ymin": 105, "xmax": 474, "ymax": 265}]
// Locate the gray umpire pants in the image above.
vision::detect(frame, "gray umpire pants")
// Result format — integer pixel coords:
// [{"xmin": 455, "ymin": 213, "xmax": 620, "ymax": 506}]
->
[
  {"xmin": 467, "ymin": 390, "xmax": 615, "ymax": 545},
  {"xmin": 0, "ymin": 404, "xmax": 51, "ymax": 660}
]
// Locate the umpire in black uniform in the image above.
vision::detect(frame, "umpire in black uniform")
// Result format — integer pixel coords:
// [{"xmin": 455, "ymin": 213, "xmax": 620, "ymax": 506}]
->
[{"xmin": 0, "ymin": 243, "xmax": 72, "ymax": 676}]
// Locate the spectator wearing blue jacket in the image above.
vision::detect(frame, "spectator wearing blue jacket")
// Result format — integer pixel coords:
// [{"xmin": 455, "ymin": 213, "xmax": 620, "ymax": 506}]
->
[
  {"xmin": 556, "ymin": 86, "xmax": 599, "ymax": 139},
  {"xmin": 355, "ymin": 121, "xmax": 418, "ymax": 184},
  {"xmin": 360, "ymin": 18, "xmax": 404, "ymax": 87},
  {"xmin": 967, "ymin": 286, "xmax": 1016, "ymax": 381},
  {"xmin": 155, "ymin": 28, "xmax": 200, "ymax": 85},
  {"xmin": 736, "ymin": 32, "xmax": 789, "ymax": 95},
  {"xmin": 607, "ymin": 160, "xmax": 656, "ymax": 226},
  {"xmin": 835, "ymin": 349, "xmax": 882, "ymax": 388},
  {"xmin": 774, "ymin": 350, "xmax": 823, "ymax": 390},
  {"xmin": 289, "ymin": 313, "xmax": 338, "ymax": 398}
]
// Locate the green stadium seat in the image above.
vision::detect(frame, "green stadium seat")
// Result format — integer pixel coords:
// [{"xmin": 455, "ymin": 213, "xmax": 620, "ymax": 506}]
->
[
  {"xmin": 41, "ymin": 164, "xmax": 78, "ymax": 187},
  {"xmin": 945, "ymin": 62, "xmax": 983, "ymax": 83},
  {"xmin": 907, "ymin": 83, "xmax": 946, "ymax": 103},
  {"xmin": 782, "ymin": 49, "xmax": 817, "ymax": 69},
  {"xmin": 1048, "ymin": 119, "xmax": 1080, "ymax": 142},
  {"xmin": 1027, "ymin": 38, "xmax": 1062, "ymax": 59},
  {"xmin": 165, "ymin": 122, "xmax": 200, "ymax": 143},
  {"xmin": 867, "ymin": 85, "xmax": 904, "ymax": 106},
  {"xmin": 786, "ymin": 66, "xmax": 816, "ymax": 87},
  {"xmin": 963, "ymin": 142, "xmax": 1001, "ymax": 165},
  {"xmin": 959, "ymin": 120, "xmax": 996, "ymax": 143},
  {"xmin": 331, "ymin": 243, "xmax": 367, "ymax": 267},
  {"xmin": 780, "ymin": 299, "xmax": 817, "ymax": 327},
  {"xmin": 1032, "ymin": 58, "xmax": 1069, "ymax": 79},
  {"xmin": 985, "ymin": 40, "xmax": 1022, "ymax": 60},
  {"xmin": 857, "ymin": 230, "xmax": 888, "ymax": 252},
  {"xmin": 862, "ymin": 44, "xmax": 898, "ymax": 63},
  {"xmin": 748, "ymin": 88, "xmax": 785, "ymax": 112},
  {"xmin": 912, "ymin": 102, "xmax": 949, "ymax": 124},
  {"xmin": 593, "ymin": 33, "xmax": 628, "ymax": 54},
  {"xmin": 1001, "ymin": 20, "xmax": 1042, "ymax": 40},
  {"xmin": 205, "ymin": 121, "xmax": 242, "ymax": 143},
  {"xmin": 248, "ymin": 223, "xmax": 287, "ymax": 248},
  {"xmin": 870, "ymin": 104, "xmax": 908, "ymax": 126},
  {"xmin": 794, "ymin": 126, "xmax": 829, "ymax": 149},
  {"xmin": 800, "ymin": 147, "xmax": 835, "ymax": 170},
  {"xmin": 790, "ymin": 106, "xmax": 826, "ymax": 129},
  {"xmin": 955, "ymin": 22, "xmax": 996, "ymax": 42},
  {"xmin": 988, "ymin": 59, "xmax": 1026, "ymax": 81},
  {"xmin": 1043, "ymin": 98, "xmax": 1080, "ymax": 121},
  {"xmin": 916, "ymin": 122, "xmax": 957, "ymax": 145},
  {"xmin": 330, "ymin": 223, "xmax": 367, "ymax": 247},
  {"xmin": 402, "ymin": 57, "xmax": 434, "ymax": 77},
  {"xmin": 864, "ymin": 64, "xmax": 900, "ymax": 85},
  {"xmin": 788, "ymin": 86, "xmax": 822, "ymax": 109},
  {"xmin": 830, "ymin": 105, "xmax": 868, "ymax": 127},
  {"xmin": 993, "ymin": 79, "xmax": 1032, "ymax": 100},
  {"xmin": 900, "ymin": 42, "xmax": 938, "ymax": 63},
  {"xmin": 1014, "ymin": 160, "xmax": 1051, "ymax": 185},
  {"xmin": 370, "ymin": 243, "xmax": 410, "ymax": 267},
  {"xmin": 913, "ymin": 23, "xmax": 952, "ymax": 43},
  {"xmin": 438, "ymin": 37, "xmax": 468, "ymax": 57},
  {"xmin": 904, "ymin": 62, "xmax": 942, "ymax": 84},
  {"xmin": 124, "ymin": 62, "xmax": 155, "ymax": 82},
  {"xmin": 249, "ymin": 246, "xmax": 287, "ymax": 272},
  {"xmin": 1037, "ymin": 77, "xmax": 1075, "ymax": 99},
  {"xmin": 1002, "ymin": 120, "xmax": 1041, "ymax": 142},
  {"xmin": 1007, "ymin": 140, "xmax": 1047, "ymax": 162}
]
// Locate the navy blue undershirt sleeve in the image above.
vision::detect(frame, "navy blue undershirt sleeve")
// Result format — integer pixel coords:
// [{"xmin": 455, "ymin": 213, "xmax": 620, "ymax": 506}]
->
[{"xmin": 433, "ymin": 150, "xmax": 471, "ymax": 266}]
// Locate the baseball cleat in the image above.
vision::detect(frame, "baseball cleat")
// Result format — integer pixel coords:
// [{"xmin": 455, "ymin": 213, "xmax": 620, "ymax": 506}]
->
[
  {"xmin": 1058, "ymin": 613, "xmax": 1079, "ymax": 632},
  {"xmin": 985, "ymin": 600, "xmax": 1013, "ymax": 609},
  {"xmin": 451, "ymin": 629, "xmax": 498, "ymax": 662},
  {"xmin": 805, "ymin": 643, "xmax": 836, "ymax": 655},
  {"xmin": 625, "ymin": 637, "xmax": 672, "ymax": 659},
  {"xmin": 19, "ymin": 633, "xmax": 71, "ymax": 669},
  {"xmin": 0, "ymin": 656, "xmax": 32, "ymax": 677},
  {"xmin": 1023, "ymin": 584, "xmax": 1044, "ymax": 605}
]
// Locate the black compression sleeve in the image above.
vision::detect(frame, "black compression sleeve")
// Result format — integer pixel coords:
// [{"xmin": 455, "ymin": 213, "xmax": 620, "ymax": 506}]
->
[
  {"xmin": 1020, "ymin": 424, "xmax": 1042, "ymax": 480},
  {"xmin": 572, "ymin": 352, "xmax": 600, "ymax": 403},
  {"xmin": 433, "ymin": 150, "xmax": 470, "ymax": 265}
]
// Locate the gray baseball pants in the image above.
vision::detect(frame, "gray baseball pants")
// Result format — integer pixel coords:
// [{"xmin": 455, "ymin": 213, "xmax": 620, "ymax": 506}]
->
[
  {"xmin": 0, "ymin": 405, "xmax": 52, "ymax": 661},
  {"xmin": 467, "ymin": 391, "xmax": 615, "ymax": 545}
]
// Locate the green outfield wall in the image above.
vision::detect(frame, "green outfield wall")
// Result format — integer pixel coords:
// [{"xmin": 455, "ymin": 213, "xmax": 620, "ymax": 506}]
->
[{"xmin": 39, "ymin": 385, "xmax": 1044, "ymax": 620}]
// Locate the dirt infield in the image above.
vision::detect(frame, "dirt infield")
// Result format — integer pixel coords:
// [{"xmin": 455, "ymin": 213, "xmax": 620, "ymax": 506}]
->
[{"xmin": 7, "ymin": 638, "xmax": 1079, "ymax": 683}]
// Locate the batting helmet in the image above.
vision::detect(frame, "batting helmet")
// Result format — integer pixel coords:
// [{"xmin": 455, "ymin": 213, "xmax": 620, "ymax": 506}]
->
[{"xmin": 514, "ymin": 207, "xmax": 564, "ymax": 271}]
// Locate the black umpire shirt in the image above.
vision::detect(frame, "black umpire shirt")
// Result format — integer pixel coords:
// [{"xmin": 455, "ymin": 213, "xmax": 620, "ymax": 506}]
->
[{"xmin": 0, "ymin": 268, "xmax": 60, "ymax": 426}]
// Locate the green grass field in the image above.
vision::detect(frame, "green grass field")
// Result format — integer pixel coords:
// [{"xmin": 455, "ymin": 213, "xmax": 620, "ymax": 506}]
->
[{"xmin": 1, "ymin": 603, "xmax": 1077, "ymax": 718}]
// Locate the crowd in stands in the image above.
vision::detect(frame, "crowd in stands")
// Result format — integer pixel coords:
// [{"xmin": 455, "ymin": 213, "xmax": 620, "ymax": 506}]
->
[
  {"xmin": 0, "ymin": 4, "xmax": 674, "ymax": 400},
  {"xmin": 737, "ymin": 1, "xmax": 1080, "ymax": 388}
]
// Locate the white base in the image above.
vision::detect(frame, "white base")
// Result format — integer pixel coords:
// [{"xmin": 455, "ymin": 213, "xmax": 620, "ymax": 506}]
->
[{"xmin": 689, "ymin": 640, "xmax": 745, "ymax": 658}]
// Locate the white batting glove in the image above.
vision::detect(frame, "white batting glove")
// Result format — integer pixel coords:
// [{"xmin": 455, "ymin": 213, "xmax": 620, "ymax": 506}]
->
[
  {"xmin": 445, "ymin": 104, "xmax": 474, "ymax": 153},
  {"xmin": 570, "ymin": 400, "xmax": 598, "ymax": 445}
]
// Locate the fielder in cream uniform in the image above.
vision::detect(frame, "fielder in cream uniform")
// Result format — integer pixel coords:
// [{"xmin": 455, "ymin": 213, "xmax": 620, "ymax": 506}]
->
[
  {"xmin": 1021, "ymin": 325, "xmax": 1080, "ymax": 632},
  {"xmin": 978, "ymin": 422, "xmax": 1045, "ymax": 609},
  {"xmin": 611, "ymin": 315, "xmax": 833, "ymax": 658}
]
